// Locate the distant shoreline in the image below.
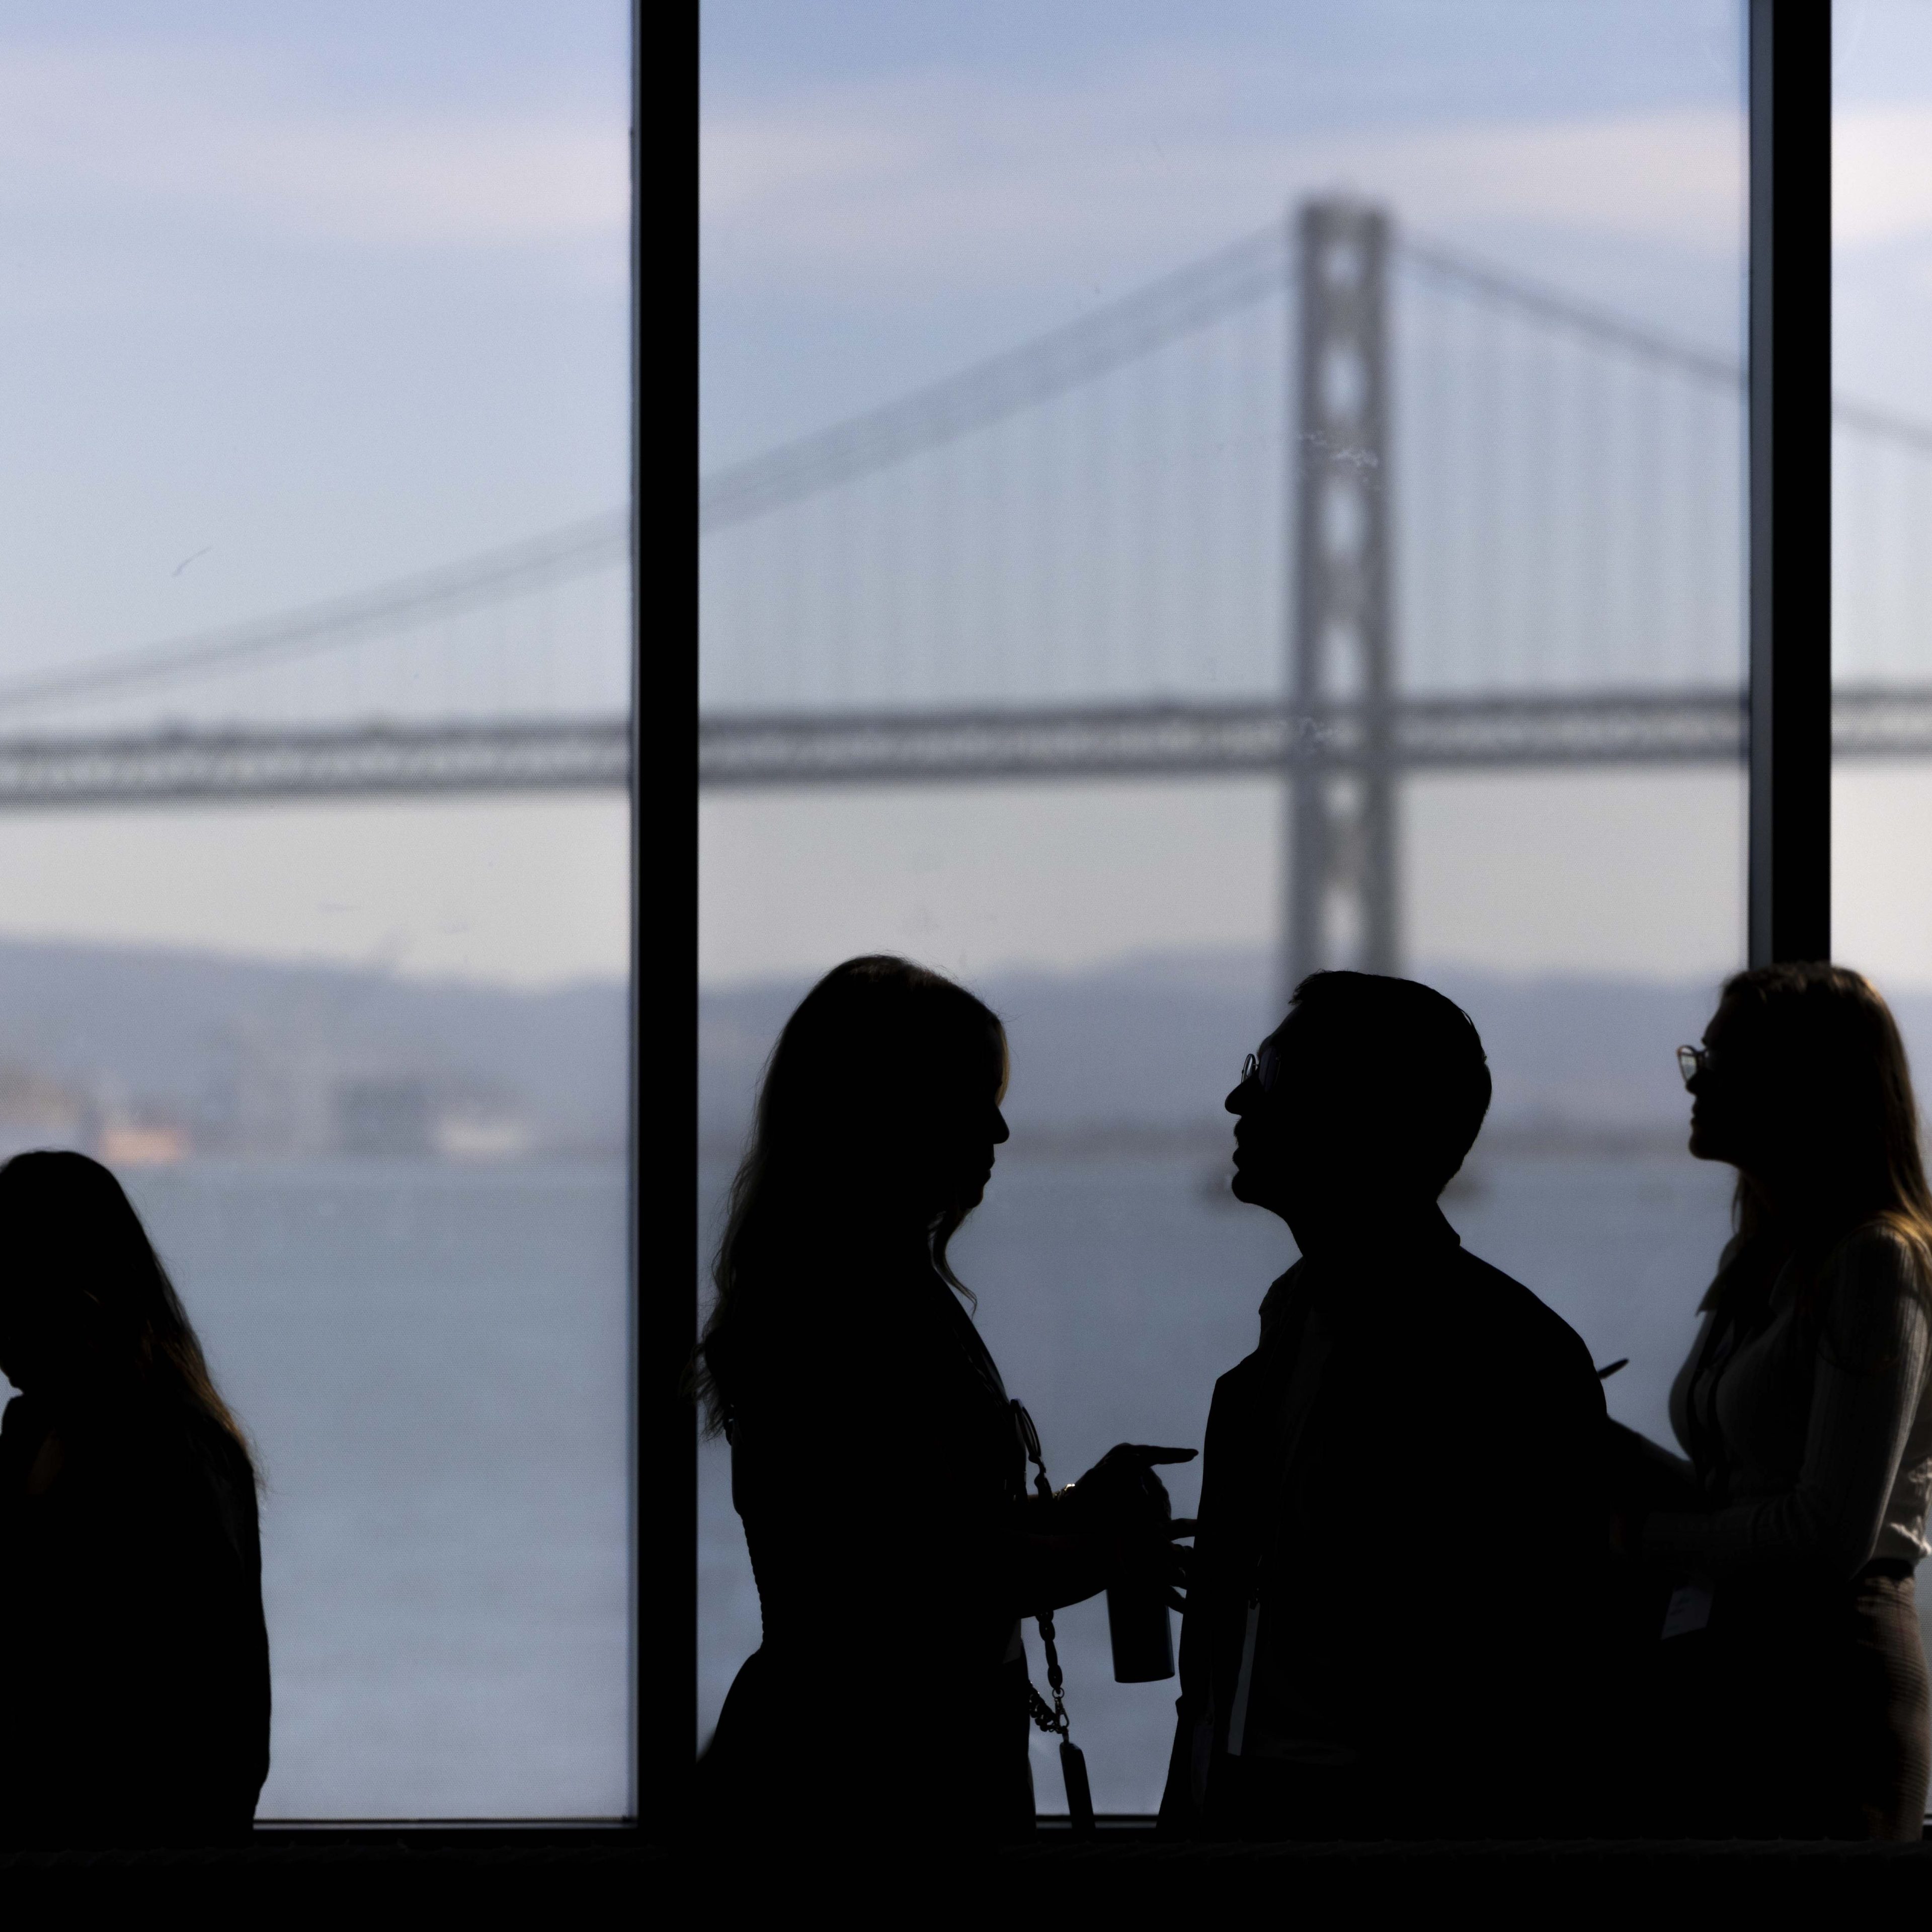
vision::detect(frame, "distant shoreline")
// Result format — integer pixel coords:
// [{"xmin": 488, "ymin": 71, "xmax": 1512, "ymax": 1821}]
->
[{"xmin": 697, "ymin": 1116, "xmax": 1694, "ymax": 1166}]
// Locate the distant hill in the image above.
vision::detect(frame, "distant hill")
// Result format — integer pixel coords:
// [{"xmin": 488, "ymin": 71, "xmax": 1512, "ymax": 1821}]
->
[
  {"xmin": 701, "ymin": 953, "xmax": 1932, "ymax": 1162},
  {"xmin": 0, "ymin": 938, "xmax": 626, "ymax": 1159}
]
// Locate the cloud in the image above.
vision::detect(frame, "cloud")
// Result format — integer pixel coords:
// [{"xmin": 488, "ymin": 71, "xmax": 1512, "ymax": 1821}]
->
[
  {"xmin": 1343, "ymin": 109, "xmax": 1743, "ymax": 249},
  {"xmin": 1837, "ymin": 106, "xmax": 1932, "ymax": 248},
  {"xmin": 701, "ymin": 58, "xmax": 1747, "ymax": 299},
  {"xmin": 0, "ymin": 43, "xmax": 627, "ymax": 248}
]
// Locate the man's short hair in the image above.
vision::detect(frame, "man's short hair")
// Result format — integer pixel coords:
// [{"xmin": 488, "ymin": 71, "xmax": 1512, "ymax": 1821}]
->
[{"xmin": 1284, "ymin": 972, "xmax": 1492, "ymax": 1192}]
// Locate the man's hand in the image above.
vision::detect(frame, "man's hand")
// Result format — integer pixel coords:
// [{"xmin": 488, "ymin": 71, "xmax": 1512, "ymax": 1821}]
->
[
  {"xmin": 1066, "ymin": 1443, "xmax": 1195, "ymax": 1526},
  {"xmin": 1060, "ymin": 1444, "xmax": 1197, "ymax": 1609}
]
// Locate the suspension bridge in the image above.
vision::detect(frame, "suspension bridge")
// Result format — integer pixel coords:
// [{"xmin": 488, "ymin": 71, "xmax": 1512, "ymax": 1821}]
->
[
  {"xmin": 20, "ymin": 194, "xmax": 1931, "ymax": 993},
  {"xmin": 0, "ymin": 512, "xmax": 632, "ymax": 808},
  {"xmin": 697, "ymin": 197, "xmax": 1932, "ymax": 994}
]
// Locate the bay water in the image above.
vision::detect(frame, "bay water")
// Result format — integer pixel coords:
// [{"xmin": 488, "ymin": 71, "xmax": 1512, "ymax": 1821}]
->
[
  {"xmin": 115, "ymin": 1159, "xmax": 632, "ymax": 1819},
  {"xmin": 696, "ymin": 1141, "xmax": 1886, "ymax": 1815}
]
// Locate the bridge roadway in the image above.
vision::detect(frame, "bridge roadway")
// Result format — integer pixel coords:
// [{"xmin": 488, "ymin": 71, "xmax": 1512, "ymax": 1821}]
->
[
  {"xmin": 1, "ymin": 685, "xmax": 1925, "ymax": 806},
  {"xmin": 699, "ymin": 685, "xmax": 1932, "ymax": 787},
  {"xmin": 0, "ymin": 717, "xmax": 630, "ymax": 808}
]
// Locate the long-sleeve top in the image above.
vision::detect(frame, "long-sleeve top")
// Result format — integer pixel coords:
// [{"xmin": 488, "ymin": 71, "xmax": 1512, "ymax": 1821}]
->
[
  {"xmin": 722, "ymin": 1259, "xmax": 1032, "ymax": 1669},
  {"xmin": 1160, "ymin": 1209, "xmax": 1608, "ymax": 1836},
  {"xmin": 1644, "ymin": 1222, "xmax": 1932, "ymax": 1581},
  {"xmin": 700, "ymin": 1246, "xmax": 1046, "ymax": 1839},
  {"xmin": 0, "ymin": 1387, "xmax": 270, "ymax": 1841}
]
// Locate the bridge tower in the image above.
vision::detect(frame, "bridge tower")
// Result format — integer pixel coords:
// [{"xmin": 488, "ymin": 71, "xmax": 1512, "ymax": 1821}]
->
[{"xmin": 1284, "ymin": 198, "xmax": 1397, "ymax": 1010}]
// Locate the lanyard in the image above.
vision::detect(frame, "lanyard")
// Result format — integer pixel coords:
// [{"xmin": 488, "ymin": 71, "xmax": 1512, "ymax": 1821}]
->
[{"xmin": 1012, "ymin": 1398, "xmax": 1095, "ymax": 1835}]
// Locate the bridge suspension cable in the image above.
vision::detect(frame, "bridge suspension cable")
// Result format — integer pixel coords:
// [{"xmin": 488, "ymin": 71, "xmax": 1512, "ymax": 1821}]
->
[
  {"xmin": 0, "ymin": 511, "xmax": 635, "ymax": 806},
  {"xmin": 699, "ymin": 200, "xmax": 1932, "ymax": 722},
  {"xmin": 696, "ymin": 192, "xmax": 1932, "ymax": 984},
  {"xmin": 1408, "ymin": 229, "xmax": 1932, "ymax": 453},
  {"xmin": 0, "ymin": 511, "xmax": 630, "ymax": 719},
  {"xmin": 699, "ymin": 225, "xmax": 1289, "ymax": 531},
  {"xmin": 701, "ymin": 221, "xmax": 1932, "ymax": 529}
]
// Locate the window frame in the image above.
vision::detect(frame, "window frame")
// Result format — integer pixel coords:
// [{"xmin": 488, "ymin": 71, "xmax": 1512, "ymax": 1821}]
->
[
  {"xmin": 644, "ymin": 0, "xmax": 697, "ymax": 1837},
  {"xmin": 663, "ymin": 0, "xmax": 1835, "ymax": 1841},
  {"xmin": 43, "ymin": 0, "xmax": 668, "ymax": 1863},
  {"xmin": 1748, "ymin": 0, "xmax": 1832, "ymax": 968}
]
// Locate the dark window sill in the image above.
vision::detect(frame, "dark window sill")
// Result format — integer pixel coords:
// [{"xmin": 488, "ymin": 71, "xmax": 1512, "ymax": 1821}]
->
[{"xmin": 0, "ymin": 1821, "xmax": 1927, "ymax": 1905}]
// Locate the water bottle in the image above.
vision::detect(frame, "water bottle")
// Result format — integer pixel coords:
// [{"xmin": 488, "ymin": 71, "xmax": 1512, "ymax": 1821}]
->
[
  {"xmin": 1106, "ymin": 1581, "xmax": 1175, "ymax": 1682},
  {"xmin": 1107, "ymin": 1479, "xmax": 1176, "ymax": 1682}
]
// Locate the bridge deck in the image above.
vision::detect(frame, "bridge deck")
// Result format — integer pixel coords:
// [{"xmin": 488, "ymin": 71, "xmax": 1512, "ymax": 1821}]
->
[
  {"xmin": 0, "ymin": 688, "xmax": 1924, "ymax": 807},
  {"xmin": 698, "ymin": 688, "xmax": 1932, "ymax": 787},
  {"xmin": 0, "ymin": 718, "xmax": 630, "ymax": 808}
]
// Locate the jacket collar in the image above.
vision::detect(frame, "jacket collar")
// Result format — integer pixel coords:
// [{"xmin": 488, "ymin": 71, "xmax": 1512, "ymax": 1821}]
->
[{"xmin": 1258, "ymin": 1203, "xmax": 1462, "ymax": 1339}]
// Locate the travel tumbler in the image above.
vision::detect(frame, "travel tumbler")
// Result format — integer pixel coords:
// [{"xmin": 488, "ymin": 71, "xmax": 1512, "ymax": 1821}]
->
[
  {"xmin": 1106, "ymin": 1582, "xmax": 1175, "ymax": 1682},
  {"xmin": 1107, "ymin": 1476, "xmax": 1177, "ymax": 1682}
]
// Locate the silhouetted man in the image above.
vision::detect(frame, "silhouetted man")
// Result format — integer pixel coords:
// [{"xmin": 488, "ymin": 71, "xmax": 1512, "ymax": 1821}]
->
[{"xmin": 1160, "ymin": 972, "xmax": 1605, "ymax": 1840}]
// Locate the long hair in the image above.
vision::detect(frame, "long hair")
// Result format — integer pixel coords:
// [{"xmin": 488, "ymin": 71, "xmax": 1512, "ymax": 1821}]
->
[
  {"xmin": 691, "ymin": 956, "xmax": 1006, "ymax": 1436},
  {"xmin": 0, "ymin": 1151, "xmax": 255, "ymax": 1473},
  {"xmin": 1702, "ymin": 963, "xmax": 1932, "ymax": 1319}
]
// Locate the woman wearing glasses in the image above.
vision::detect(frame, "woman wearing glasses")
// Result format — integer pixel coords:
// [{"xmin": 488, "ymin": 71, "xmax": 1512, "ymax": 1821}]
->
[
  {"xmin": 1616, "ymin": 963, "xmax": 1932, "ymax": 1838},
  {"xmin": 690, "ymin": 955, "xmax": 1190, "ymax": 1842}
]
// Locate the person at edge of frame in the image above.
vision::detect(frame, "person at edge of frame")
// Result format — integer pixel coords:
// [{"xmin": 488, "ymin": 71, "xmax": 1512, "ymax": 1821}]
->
[
  {"xmin": 690, "ymin": 954, "xmax": 1193, "ymax": 1844},
  {"xmin": 1603, "ymin": 963, "xmax": 1932, "ymax": 1840},
  {"xmin": 1159, "ymin": 970, "xmax": 1608, "ymax": 1841},
  {"xmin": 0, "ymin": 1151, "xmax": 269, "ymax": 1845}
]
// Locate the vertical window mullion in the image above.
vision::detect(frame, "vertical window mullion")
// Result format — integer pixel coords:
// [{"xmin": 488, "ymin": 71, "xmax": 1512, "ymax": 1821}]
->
[
  {"xmin": 1748, "ymin": 0, "xmax": 1833, "ymax": 967},
  {"xmin": 651, "ymin": 0, "xmax": 697, "ymax": 1837}
]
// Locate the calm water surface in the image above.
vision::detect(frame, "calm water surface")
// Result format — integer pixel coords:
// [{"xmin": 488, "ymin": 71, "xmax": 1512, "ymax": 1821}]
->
[{"xmin": 115, "ymin": 1161, "xmax": 630, "ymax": 1819}]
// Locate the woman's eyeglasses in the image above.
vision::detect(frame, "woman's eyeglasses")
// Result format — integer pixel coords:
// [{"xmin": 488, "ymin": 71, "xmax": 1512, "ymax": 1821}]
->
[
  {"xmin": 1676, "ymin": 1044, "xmax": 1713, "ymax": 1088},
  {"xmin": 1240, "ymin": 1044, "xmax": 1282, "ymax": 1095}
]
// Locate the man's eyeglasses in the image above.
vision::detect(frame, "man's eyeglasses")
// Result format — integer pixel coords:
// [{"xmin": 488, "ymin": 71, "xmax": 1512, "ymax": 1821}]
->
[
  {"xmin": 1240, "ymin": 1044, "xmax": 1282, "ymax": 1095},
  {"xmin": 1676, "ymin": 1044, "xmax": 1713, "ymax": 1089}
]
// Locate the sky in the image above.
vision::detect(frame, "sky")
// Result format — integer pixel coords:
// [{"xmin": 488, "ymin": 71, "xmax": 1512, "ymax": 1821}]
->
[
  {"xmin": 0, "ymin": 1, "xmax": 630, "ymax": 987},
  {"xmin": 699, "ymin": 0, "xmax": 1932, "ymax": 996},
  {"xmin": 700, "ymin": 1, "xmax": 1748, "ymax": 466}
]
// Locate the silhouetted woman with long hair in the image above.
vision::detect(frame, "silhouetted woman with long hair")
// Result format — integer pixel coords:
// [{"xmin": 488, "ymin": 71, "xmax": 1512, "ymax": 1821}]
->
[
  {"xmin": 0, "ymin": 1152, "xmax": 268, "ymax": 1842},
  {"xmin": 1616, "ymin": 964, "xmax": 1932, "ymax": 1837},
  {"xmin": 693, "ymin": 956, "xmax": 1187, "ymax": 1841}
]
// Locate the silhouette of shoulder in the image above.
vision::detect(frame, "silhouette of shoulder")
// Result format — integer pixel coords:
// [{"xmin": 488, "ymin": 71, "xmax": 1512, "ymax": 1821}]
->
[
  {"xmin": 1830, "ymin": 1218, "xmax": 1931, "ymax": 1298},
  {"xmin": 1218, "ymin": 1244, "xmax": 1595, "ymax": 1394},
  {"xmin": 1441, "ymin": 1245, "xmax": 1598, "ymax": 1378},
  {"xmin": 1815, "ymin": 1218, "xmax": 1932, "ymax": 1369}
]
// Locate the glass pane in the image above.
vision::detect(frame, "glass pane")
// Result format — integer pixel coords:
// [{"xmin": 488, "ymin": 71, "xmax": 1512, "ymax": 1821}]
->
[
  {"xmin": 0, "ymin": 5, "xmax": 633, "ymax": 1815},
  {"xmin": 702, "ymin": 0, "xmax": 1745, "ymax": 1810},
  {"xmin": 1834, "ymin": 0, "xmax": 1932, "ymax": 1736}
]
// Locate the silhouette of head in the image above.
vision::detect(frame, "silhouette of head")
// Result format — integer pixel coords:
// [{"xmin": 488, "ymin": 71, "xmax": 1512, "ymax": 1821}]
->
[
  {"xmin": 1227, "ymin": 971, "xmax": 1491, "ymax": 1240},
  {"xmin": 1686, "ymin": 963, "xmax": 1931, "ymax": 1234},
  {"xmin": 694, "ymin": 957, "xmax": 1009, "ymax": 1432},
  {"xmin": 0, "ymin": 1152, "xmax": 250, "ymax": 1455}
]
